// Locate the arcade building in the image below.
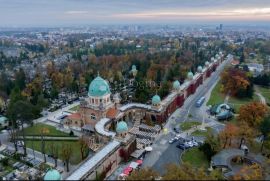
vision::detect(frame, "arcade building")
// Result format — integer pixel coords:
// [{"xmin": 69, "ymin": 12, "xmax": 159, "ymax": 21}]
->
[{"xmin": 64, "ymin": 52, "xmax": 225, "ymax": 180}]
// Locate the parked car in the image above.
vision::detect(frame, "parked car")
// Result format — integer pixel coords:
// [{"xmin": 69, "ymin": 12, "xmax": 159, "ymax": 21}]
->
[
  {"xmin": 173, "ymin": 127, "xmax": 180, "ymax": 133},
  {"xmin": 176, "ymin": 143, "xmax": 189, "ymax": 150},
  {"xmin": 169, "ymin": 137, "xmax": 177, "ymax": 144},
  {"xmin": 191, "ymin": 140, "xmax": 199, "ymax": 147}
]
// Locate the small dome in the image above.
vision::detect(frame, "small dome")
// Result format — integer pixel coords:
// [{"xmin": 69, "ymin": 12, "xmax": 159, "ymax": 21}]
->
[
  {"xmin": 173, "ymin": 80, "xmax": 181, "ymax": 90},
  {"xmin": 116, "ymin": 121, "xmax": 128, "ymax": 133},
  {"xmin": 187, "ymin": 71, "xmax": 194, "ymax": 80},
  {"xmin": 211, "ymin": 57, "xmax": 215, "ymax": 62},
  {"xmin": 44, "ymin": 169, "xmax": 61, "ymax": 181},
  {"xmin": 205, "ymin": 61, "xmax": 210, "ymax": 66},
  {"xmin": 132, "ymin": 65, "xmax": 137, "ymax": 71},
  {"xmin": 88, "ymin": 76, "xmax": 111, "ymax": 97},
  {"xmin": 197, "ymin": 66, "xmax": 203, "ymax": 73},
  {"xmin": 152, "ymin": 94, "xmax": 161, "ymax": 105}
]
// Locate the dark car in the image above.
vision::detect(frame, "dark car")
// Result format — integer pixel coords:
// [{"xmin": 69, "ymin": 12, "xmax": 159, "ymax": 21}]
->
[
  {"xmin": 173, "ymin": 127, "xmax": 180, "ymax": 133},
  {"xmin": 176, "ymin": 143, "xmax": 187, "ymax": 150}
]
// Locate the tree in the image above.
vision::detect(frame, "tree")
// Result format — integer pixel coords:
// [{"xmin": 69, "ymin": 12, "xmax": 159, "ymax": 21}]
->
[
  {"xmin": 260, "ymin": 116, "xmax": 270, "ymax": 152},
  {"xmin": 62, "ymin": 143, "xmax": 72, "ymax": 172},
  {"xmin": 78, "ymin": 136, "xmax": 89, "ymax": 160},
  {"xmin": 233, "ymin": 163, "xmax": 263, "ymax": 180},
  {"xmin": 14, "ymin": 68, "xmax": 26, "ymax": 90},
  {"xmin": 237, "ymin": 101, "xmax": 268, "ymax": 128},
  {"xmin": 158, "ymin": 81, "xmax": 170, "ymax": 99},
  {"xmin": 237, "ymin": 122, "xmax": 255, "ymax": 149},
  {"xmin": 7, "ymin": 100, "xmax": 37, "ymax": 156},
  {"xmin": 127, "ymin": 167, "xmax": 158, "ymax": 180},
  {"xmin": 221, "ymin": 67, "xmax": 250, "ymax": 97},
  {"xmin": 49, "ymin": 142, "xmax": 59, "ymax": 168},
  {"xmin": 162, "ymin": 163, "xmax": 220, "ymax": 180},
  {"xmin": 40, "ymin": 127, "xmax": 49, "ymax": 163},
  {"xmin": 219, "ymin": 123, "xmax": 239, "ymax": 148}
]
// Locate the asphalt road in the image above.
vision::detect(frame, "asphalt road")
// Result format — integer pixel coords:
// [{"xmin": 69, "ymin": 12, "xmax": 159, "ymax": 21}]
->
[{"xmin": 142, "ymin": 55, "xmax": 233, "ymax": 173}]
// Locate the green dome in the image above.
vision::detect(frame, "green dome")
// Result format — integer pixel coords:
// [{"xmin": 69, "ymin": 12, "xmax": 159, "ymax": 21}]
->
[
  {"xmin": 205, "ymin": 61, "xmax": 209, "ymax": 66},
  {"xmin": 152, "ymin": 94, "xmax": 161, "ymax": 105},
  {"xmin": 187, "ymin": 72, "xmax": 194, "ymax": 80},
  {"xmin": 197, "ymin": 66, "xmax": 203, "ymax": 73},
  {"xmin": 44, "ymin": 169, "xmax": 61, "ymax": 181},
  {"xmin": 132, "ymin": 65, "xmax": 137, "ymax": 71},
  {"xmin": 173, "ymin": 80, "xmax": 181, "ymax": 90},
  {"xmin": 116, "ymin": 121, "xmax": 128, "ymax": 133},
  {"xmin": 88, "ymin": 76, "xmax": 111, "ymax": 97}
]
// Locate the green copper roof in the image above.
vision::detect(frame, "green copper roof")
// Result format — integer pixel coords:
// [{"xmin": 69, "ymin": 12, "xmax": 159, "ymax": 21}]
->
[
  {"xmin": 44, "ymin": 169, "xmax": 61, "ymax": 181},
  {"xmin": 197, "ymin": 66, "xmax": 203, "ymax": 73},
  {"xmin": 88, "ymin": 76, "xmax": 111, "ymax": 97},
  {"xmin": 187, "ymin": 71, "xmax": 194, "ymax": 80},
  {"xmin": 132, "ymin": 65, "xmax": 137, "ymax": 71},
  {"xmin": 0, "ymin": 116, "xmax": 8, "ymax": 123},
  {"xmin": 116, "ymin": 121, "xmax": 128, "ymax": 133},
  {"xmin": 152, "ymin": 94, "xmax": 161, "ymax": 105},
  {"xmin": 173, "ymin": 80, "xmax": 181, "ymax": 90}
]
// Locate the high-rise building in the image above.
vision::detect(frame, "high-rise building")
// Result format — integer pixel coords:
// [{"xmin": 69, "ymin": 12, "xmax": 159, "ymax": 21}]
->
[{"xmin": 220, "ymin": 24, "xmax": 223, "ymax": 30}]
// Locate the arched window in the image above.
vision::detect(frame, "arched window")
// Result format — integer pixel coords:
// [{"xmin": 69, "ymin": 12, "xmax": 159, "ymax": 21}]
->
[{"xmin": 91, "ymin": 113, "xmax": 96, "ymax": 120}]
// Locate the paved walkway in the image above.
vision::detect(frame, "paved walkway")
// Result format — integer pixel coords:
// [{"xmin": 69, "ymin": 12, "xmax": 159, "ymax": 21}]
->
[
  {"xmin": 255, "ymin": 86, "xmax": 266, "ymax": 105},
  {"xmin": 17, "ymin": 136, "xmax": 79, "ymax": 141}
]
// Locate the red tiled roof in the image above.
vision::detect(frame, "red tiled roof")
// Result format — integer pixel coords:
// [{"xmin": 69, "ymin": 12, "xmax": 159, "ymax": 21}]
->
[
  {"xmin": 106, "ymin": 107, "xmax": 118, "ymax": 119},
  {"xmin": 231, "ymin": 60, "xmax": 240, "ymax": 66},
  {"xmin": 67, "ymin": 113, "xmax": 81, "ymax": 120}
]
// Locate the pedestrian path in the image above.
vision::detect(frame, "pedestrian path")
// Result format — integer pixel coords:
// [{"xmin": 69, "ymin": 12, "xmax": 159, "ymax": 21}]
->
[{"xmin": 17, "ymin": 136, "xmax": 79, "ymax": 141}]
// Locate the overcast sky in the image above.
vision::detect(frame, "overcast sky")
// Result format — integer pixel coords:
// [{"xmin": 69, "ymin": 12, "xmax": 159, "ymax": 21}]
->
[{"xmin": 0, "ymin": 0, "xmax": 270, "ymax": 27}]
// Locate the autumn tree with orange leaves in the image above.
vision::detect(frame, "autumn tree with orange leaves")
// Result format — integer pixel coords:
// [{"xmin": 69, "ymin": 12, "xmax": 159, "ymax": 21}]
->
[
  {"xmin": 237, "ymin": 101, "xmax": 268, "ymax": 148},
  {"xmin": 219, "ymin": 123, "xmax": 239, "ymax": 148},
  {"xmin": 233, "ymin": 163, "xmax": 263, "ymax": 180},
  {"xmin": 237, "ymin": 101, "xmax": 268, "ymax": 128},
  {"xmin": 220, "ymin": 67, "xmax": 250, "ymax": 96}
]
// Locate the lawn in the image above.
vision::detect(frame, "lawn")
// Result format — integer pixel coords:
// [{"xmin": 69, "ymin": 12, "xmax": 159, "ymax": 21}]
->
[
  {"xmin": 181, "ymin": 147, "xmax": 209, "ymax": 168},
  {"xmin": 180, "ymin": 121, "xmax": 201, "ymax": 131},
  {"xmin": 69, "ymin": 105, "xmax": 80, "ymax": 112},
  {"xmin": 207, "ymin": 81, "xmax": 226, "ymax": 106},
  {"xmin": 25, "ymin": 140, "xmax": 82, "ymax": 164},
  {"xmin": 257, "ymin": 86, "xmax": 270, "ymax": 104},
  {"xmin": 22, "ymin": 123, "xmax": 69, "ymax": 136},
  {"xmin": 227, "ymin": 94, "xmax": 260, "ymax": 113},
  {"xmin": 191, "ymin": 127, "xmax": 212, "ymax": 137}
]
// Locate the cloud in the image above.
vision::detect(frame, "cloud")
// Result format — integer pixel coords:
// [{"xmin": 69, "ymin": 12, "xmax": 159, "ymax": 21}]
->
[
  {"xmin": 113, "ymin": 7, "xmax": 270, "ymax": 20},
  {"xmin": 65, "ymin": 11, "xmax": 89, "ymax": 15}
]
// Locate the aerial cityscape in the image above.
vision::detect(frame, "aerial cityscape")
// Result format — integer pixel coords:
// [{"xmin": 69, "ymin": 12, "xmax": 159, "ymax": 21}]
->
[{"xmin": 0, "ymin": 0, "xmax": 270, "ymax": 180}]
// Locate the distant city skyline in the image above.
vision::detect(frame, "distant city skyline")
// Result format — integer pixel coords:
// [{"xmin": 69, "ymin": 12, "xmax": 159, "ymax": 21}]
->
[{"xmin": 0, "ymin": 0, "xmax": 270, "ymax": 27}]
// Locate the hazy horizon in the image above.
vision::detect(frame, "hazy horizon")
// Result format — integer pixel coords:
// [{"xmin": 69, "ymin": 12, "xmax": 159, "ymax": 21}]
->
[{"xmin": 0, "ymin": 0, "xmax": 270, "ymax": 27}]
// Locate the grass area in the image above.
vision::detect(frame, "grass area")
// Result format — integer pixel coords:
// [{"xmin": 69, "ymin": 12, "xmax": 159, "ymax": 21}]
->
[
  {"xmin": 191, "ymin": 127, "xmax": 212, "ymax": 137},
  {"xmin": 257, "ymin": 86, "xmax": 270, "ymax": 104},
  {"xmin": 69, "ymin": 105, "xmax": 80, "ymax": 111},
  {"xmin": 180, "ymin": 121, "xmax": 201, "ymax": 131},
  {"xmin": 25, "ymin": 140, "xmax": 82, "ymax": 164},
  {"xmin": 228, "ymin": 94, "xmax": 260, "ymax": 113},
  {"xmin": 182, "ymin": 147, "xmax": 209, "ymax": 168},
  {"xmin": 207, "ymin": 81, "xmax": 226, "ymax": 106},
  {"xmin": 0, "ymin": 165, "xmax": 14, "ymax": 177},
  {"xmin": 22, "ymin": 123, "xmax": 69, "ymax": 136}
]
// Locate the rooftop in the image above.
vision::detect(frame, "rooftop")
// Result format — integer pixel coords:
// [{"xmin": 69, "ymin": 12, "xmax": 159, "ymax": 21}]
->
[
  {"xmin": 95, "ymin": 118, "xmax": 116, "ymax": 137},
  {"xmin": 66, "ymin": 140, "xmax": 120, "ymax": 180}
]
